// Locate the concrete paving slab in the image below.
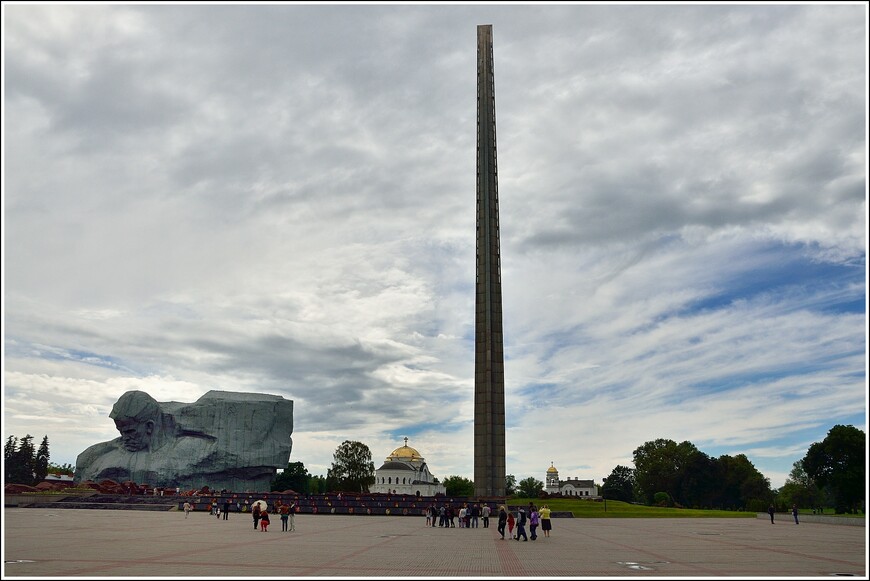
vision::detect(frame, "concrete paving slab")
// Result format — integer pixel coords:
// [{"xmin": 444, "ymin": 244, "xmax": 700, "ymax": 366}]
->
[{"xmin": 2, "ymin": 508, "xmax": 866, "ymax": 578}]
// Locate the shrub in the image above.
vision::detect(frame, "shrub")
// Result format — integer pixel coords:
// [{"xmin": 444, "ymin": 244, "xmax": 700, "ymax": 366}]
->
[{"xmin": 653, "ymin": 492, "xmax": 670, "ymax": 507}]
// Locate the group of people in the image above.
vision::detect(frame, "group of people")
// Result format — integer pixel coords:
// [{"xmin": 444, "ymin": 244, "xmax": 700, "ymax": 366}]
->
[
  {"xmin": 767, "ymin": 503, "xmax": 801, "ymax": 525},
  {"xmin": 182, "ymin": 497, "xmax": 298, "ymax": 533},
  {"xmin": 496, "ymin": 503, "xmax": 552, "ymax": 541},
  {"xmin": 426, "ymin": 502, "xmax": 493, "ymax": 528},
  {"xmin": 423, "ymin": 501, "xmax": 553, "ymax": 541},
  {"xmin": 184, "ymin": 496, "xmax": 558, "ymax": 540},
  {"xmin": 252, "ymin": 500, "xmax": 297, "ymax": 532},
  {"xmin": 204, "ymin": 498, "xmax": 232, "ymax": 520}
]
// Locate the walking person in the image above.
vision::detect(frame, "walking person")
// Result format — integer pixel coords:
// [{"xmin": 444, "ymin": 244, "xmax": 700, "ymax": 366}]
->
[
  {"xmin": 540, "ymin": 504, "xmax": 552, "ymax": 537},
  {"xmin": 497, "ymin": 505, "xmax": 508, "ymax": 540},
  {"xmin": 507, "ymin": 510, "xmax": 515, "ymax": 539},
  {"xmin": 482, "ymin": 503, "xmax": 491, "ymax": 528},
  {"xmin": 260, "ymin": 509, "xmax": 270, "ymax": 532},
  {"xmin": 289, "ymin": 502, "xmax": 296, "ymax": 531},
  {"xmin": 253, "ymin": 504, "xmax": 261, "ymax": 530},
  {"xmin": 767, "ymin": 504, "xmax": 775, "ymax": 524},
  {"xmin": 792, "ymin": 504, "xmax": 799, "ymax": 525},
  {"xmin": 515, "ymin": 507, "xmax": 528, "ymax": 541},
  {"xmin": 529, "ymin": 505, "xmax": 539, "ymax": 540},
  {"xmin": 223, "ymin": 499, "xmax": 230, "ymax": 520},
  {"xmin": 280, "ymin": 502, "xmax": 290, "ymax": 531},
  {"xmin": 183, "ymin": 501, "xmax": 192, "ymax": 519},
  {"xmin": 471, "ymin": 503, "xmax": 480, "ymax": 528}
]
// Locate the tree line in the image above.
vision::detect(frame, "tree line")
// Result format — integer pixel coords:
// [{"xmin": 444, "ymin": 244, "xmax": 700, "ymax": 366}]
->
[
  {"xmin": 600, "ymin": 425, "xmax": 865, "ymax": 514},
  {"xmin": 8, "ymin": 425, "xmax": 864, "ymax": 515},
  {"xmin": 4, "ymin": 434, "xmax": 74, "ymax": 485},
  {"xmin": 271, "ymin": 426, "xmax": 865, "ymax": 516}
]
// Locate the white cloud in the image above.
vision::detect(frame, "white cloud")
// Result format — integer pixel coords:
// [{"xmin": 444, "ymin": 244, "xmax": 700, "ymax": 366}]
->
[{"xmin": 3, "ymin": 4, "xmax": 865, "ymax": 495}]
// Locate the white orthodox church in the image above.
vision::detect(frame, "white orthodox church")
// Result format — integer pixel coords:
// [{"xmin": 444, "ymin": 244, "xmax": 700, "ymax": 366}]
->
[
  {"xmin": 370, "ymin": 438, "xmax": 446, "ymax": 496},
  {"xmin": 545, "ymin": 462, "xmax": 600, "ymax": 497}
]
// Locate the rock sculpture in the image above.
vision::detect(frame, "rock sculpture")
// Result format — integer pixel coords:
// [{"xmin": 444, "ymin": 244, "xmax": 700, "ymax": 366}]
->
[{"xmin": 75, "ymin": 390, "xmax": 293, "ymax": 492}]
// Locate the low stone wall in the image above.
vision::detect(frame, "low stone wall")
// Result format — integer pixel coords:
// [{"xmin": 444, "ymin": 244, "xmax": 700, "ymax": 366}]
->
[
  {"xmin": 23, "ymin": 502, "xmax": 175, "ymax": 511},
  {"xmin": 756, "ymin": 512, "xmax": 865, "ymax": 526},
  {"xmin": 6, "ymin": 494, "xmax": 62, "ymax": 507},
  {"xmin": 4, "ymin": 493, "xmax": 97, "ymax": 507}
]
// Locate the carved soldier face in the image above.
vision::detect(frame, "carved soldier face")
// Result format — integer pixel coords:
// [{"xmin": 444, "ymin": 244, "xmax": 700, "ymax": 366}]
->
[{"xmin": 115, "ymin": 418, "xmax": 154, "ymax": 452}]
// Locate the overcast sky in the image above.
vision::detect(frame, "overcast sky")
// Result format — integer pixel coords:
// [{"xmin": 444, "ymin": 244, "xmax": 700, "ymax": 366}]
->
[{"xmin": 3, "ymin": 3, "xmax": 867, "ymax": 491}]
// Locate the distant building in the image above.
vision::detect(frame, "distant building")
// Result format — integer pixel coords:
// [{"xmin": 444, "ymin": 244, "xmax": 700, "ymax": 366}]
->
[
  {"xmin": 544, "ymin": 462, "xmax": 599, "ymax": 497},
  {"xmin": 370, "ymin": 438, "xmax": 446, "ymax": 496},
  {"xmin": 40, "ymin": 473, "xmax": 76, "ymax": 489}
]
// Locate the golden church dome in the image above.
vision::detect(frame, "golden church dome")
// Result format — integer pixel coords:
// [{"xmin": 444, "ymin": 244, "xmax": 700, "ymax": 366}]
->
[
  {"xmin": 386, "ymin": 438, "xmax": 422, "ymax": 461},
  {"xmin": 547, "ymin": 463, "xmax": 558, "ymax": 473},
  {"xmin": 389, "ymin": 445, "xmax": 422, "ymax": 459}
]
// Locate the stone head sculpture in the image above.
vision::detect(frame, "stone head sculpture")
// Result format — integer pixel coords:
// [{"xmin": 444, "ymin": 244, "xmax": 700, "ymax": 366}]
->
[{"xmin": 109, "ymin": 390, "xmax": 163, "ymax": 452}]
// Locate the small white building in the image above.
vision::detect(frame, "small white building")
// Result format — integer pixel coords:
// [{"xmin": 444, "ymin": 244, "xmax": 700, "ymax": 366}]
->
[
  {"xmin": 370, "ymin": 438, "xmax": 446, "ymax": 496},
  {"xmin": 545, "ymin": 462, "xmax": 599, "ymax": 497}
]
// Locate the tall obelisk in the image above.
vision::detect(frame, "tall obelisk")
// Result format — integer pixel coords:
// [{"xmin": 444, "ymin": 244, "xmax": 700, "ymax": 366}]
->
[{"xmin": 474, "ymin": 24, "xmax": 506, "ymax": 499}]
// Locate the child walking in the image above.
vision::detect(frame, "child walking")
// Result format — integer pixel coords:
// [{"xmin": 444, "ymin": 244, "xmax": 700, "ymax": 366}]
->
[{"xmin": 260, "ymin": 509, "xmax": 270, "ymax": 532}]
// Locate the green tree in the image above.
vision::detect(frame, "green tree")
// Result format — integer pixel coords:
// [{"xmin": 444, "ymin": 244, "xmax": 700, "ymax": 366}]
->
[
  {"xmin": 632, "ymin": 439, "xmax": 700, "ymax": 505},
  {"xmin": 653, "ymin": 491, "xmax": 671, "ymax": 506},
  {"xmin": 308, "ymin": 474, "xmax": 328, "ymax": 494},
  {"xmin": 5, "ymin": 434, "xmax": 38, "ymax": 485},
  {"xmin": 715, "ymin": 453, "xmax": 771, "ymax": 511},
  {"xmin": 602, "ymin": 465, "xmax": 636, "ymax": 502},
  {"xmin": 35, "ymin": 436, "xmax": 50, "ymax": 483},
  {"xmin": 327, "ymin": 440, "xmax": 375, "ymax": 493},
  {"xmin": 5, "ymin": 436, "xmax": 17, "ymax": 460},
  {"xmin": 776, "ymin": 460, "xmax": 822, "ymax": 509},
  {"xmin": 271, "ymin": 461, "xmax": 311, "ymax": 493},
  {"xmin": 802, "ymin": 425, "xmax": 865, "ymax": 514},
  {"xmin": 676, "ymin": 450, "xmax": 720, "ymax": 508},
  {"xmin": 443, "ymin": 475, "xmax": 474, "ymax": 497},
  {"xmin": 46, "ymin": 462, "xmax": 75, "ymax": 476},
  {"xmin": 4, "ymin": 435, "xmax": 20, "ymax": 484},
  {"xmin": 505, "ymin": 474, "xmax": 517, "ymax": 496},
  {"xmin": 517, "ymin": 476, "xmax": 544, "ymax": 498},
  {"xmin": 633, "ymin": 440, "xmax": 772, "ymax": 510}
]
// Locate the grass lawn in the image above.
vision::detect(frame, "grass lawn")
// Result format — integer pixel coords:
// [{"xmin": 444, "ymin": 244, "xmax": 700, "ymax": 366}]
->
[{"xmin": 506, "ymin": 497, "xmax": 757, "ymax": 518}]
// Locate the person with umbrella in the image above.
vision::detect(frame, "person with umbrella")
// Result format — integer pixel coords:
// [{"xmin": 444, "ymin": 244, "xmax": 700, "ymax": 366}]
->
[{"xmin": 252, "ymin": 502, "xmax": 261, "ymax": 530}]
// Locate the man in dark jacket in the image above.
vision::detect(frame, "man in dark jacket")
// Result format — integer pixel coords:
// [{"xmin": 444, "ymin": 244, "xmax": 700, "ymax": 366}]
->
[
  {"xmin": 515, "ymin": 507, "xmax": 529, "ymax": 541},
  {"xmin": 497, "ymin": 506, "xmax": 508, "ymax": 539}
]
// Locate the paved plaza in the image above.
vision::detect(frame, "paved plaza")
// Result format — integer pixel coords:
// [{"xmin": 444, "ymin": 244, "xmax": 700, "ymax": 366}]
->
[{"xmin": 2, "ymin": 508, "xmax": 866, "ymax": 578}]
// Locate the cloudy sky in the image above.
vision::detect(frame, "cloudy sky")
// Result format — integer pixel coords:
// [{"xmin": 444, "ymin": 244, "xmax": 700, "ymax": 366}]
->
[{"xmin": 3, "ymin": 3, "xmax": 866, "ymax": 491}]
